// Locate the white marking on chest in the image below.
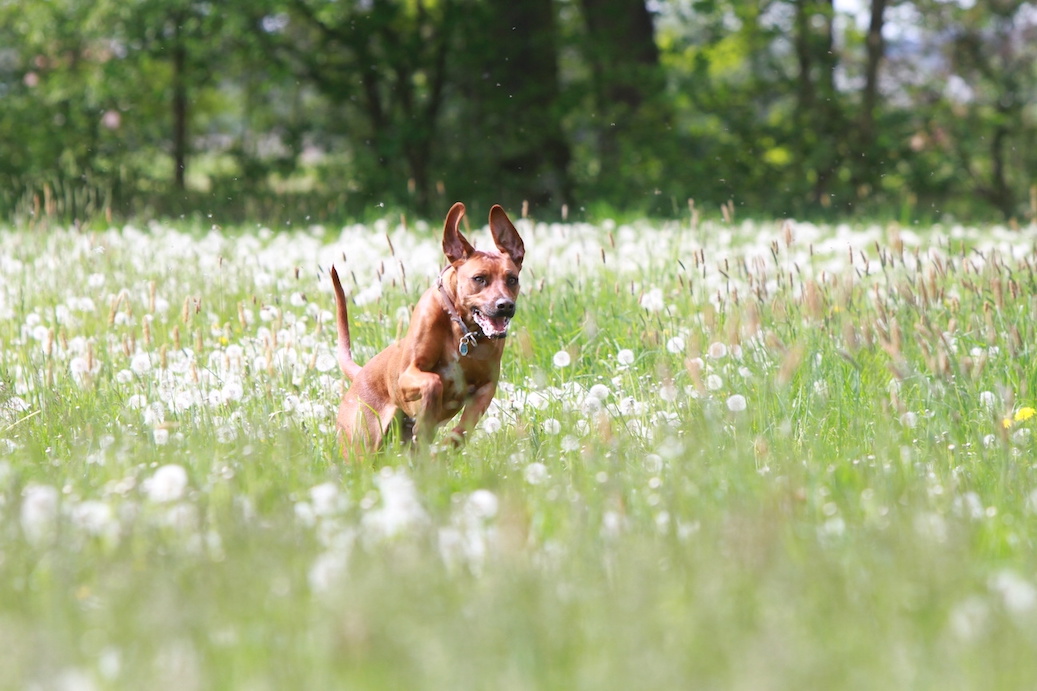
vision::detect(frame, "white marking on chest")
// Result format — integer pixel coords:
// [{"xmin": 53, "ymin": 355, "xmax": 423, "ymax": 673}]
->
[{"xmin": 439, "ymin": 358, "xmax": 467, "ymax": 393}]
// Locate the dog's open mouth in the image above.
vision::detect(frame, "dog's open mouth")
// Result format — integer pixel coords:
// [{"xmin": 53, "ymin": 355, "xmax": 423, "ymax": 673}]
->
[{"xmin": 471, "ymin": 308, "xmax": 511, "ymax": 339}]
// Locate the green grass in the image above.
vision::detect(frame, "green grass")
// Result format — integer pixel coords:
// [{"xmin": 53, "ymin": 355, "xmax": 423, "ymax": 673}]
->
[{"xmin": 1, "ymin": 217, "xmax": 1037, "ymax": 689}]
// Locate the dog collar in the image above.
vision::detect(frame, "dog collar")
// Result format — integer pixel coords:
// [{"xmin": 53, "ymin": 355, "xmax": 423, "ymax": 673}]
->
[{"xmin": 437, "ymin": 267, "xmax": 481, "ymax": 356}]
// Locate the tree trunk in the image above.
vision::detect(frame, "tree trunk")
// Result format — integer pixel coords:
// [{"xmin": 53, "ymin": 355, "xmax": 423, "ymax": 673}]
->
[
  {"xmin": 484, "ymin": 0, "xmax": 572, "ymax": 209},
  {"xmin": 579, "ymin": 0, "xmax": 663, "ymax": 177},
  {"xmin": 172, "ymin": 16, "xmax": 188, "ymax": 191}
]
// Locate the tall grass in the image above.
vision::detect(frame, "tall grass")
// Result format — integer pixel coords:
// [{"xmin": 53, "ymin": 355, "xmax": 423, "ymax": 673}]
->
[{"xmin": 1, "ymin": 216, "xmax": 1036, "ymax": 689}]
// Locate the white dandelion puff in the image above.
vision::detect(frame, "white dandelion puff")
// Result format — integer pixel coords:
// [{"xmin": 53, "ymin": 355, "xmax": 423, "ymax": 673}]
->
[
  {"xmin": 708, "ymin": 342, "xmax": 728, "ymax": 359},
  {"xmin": 143, "ymin": 464, "xmax": 188, "ymax": 503},
  {"xmin": 552, "ymin": 350, "xmax": 571, "ymax": 368},
  {"xmin": 480, "ymin": 416, "xmax": 502, "ymax": 434},
  {"xmin": 21, "ymin": 483, "xmax": 59, "ymax": 545},
  {"xmin": 640, "ymin": 288, "xmax": 665, "ymax": 312},
  {"xmin": 726, "ymin": 394, "xmax": 747, "ymax": 412},
  {"xmin": 524, "ymin": 462, "xmax": 548, "ymax": 485}
]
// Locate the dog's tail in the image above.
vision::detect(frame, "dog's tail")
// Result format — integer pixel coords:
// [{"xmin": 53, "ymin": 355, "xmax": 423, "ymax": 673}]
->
[{"xmin": 330, "ymin": 266, "xmax": 362, "ymax": 381}]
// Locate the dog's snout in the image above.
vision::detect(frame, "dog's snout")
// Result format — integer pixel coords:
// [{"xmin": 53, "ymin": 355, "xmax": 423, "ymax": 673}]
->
[{"xmin": 495, "ymin": 298, "xmax": 515, "ymax": 316}]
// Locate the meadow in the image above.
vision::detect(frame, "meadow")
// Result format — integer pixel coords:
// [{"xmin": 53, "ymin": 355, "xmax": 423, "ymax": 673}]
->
[{"xmin": 1, "ymin": 212, "xmax": 1037, "ymax": 689}]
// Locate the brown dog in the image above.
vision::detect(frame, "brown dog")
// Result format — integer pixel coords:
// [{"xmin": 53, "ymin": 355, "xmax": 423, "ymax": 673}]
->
[{"xmin": 330, "ymin": 202, "xmax": 525, "ymax": 456}]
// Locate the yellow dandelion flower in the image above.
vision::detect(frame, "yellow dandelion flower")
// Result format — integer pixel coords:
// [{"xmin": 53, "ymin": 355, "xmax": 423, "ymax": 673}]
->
[
  {"xmin": 1003, "ymin": 417, "xmax": 1013, "ymax": 429},
  {"xmin": 1015, "ymin": 407, "xmax": 1036, "ymax": 423}
]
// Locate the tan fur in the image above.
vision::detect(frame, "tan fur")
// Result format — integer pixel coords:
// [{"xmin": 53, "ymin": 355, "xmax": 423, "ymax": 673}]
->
[{"xmin": 330, "ymin": 202, "xmax": 525, "ymax": 458}]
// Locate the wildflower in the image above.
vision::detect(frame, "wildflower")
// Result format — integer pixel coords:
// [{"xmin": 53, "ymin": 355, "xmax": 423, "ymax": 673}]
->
[
  {"xmin": 70, "ymin": 500, "xmax": 118, "ymax": 540},
  {"xmin": 640, "ymin": 288, "xmax": 665, "ymax": 312},
  {"xmin": 617, "ymin": 349, "xmax": 635, "ymax": 366},
  {"xmin": 21, "ymin": 483, "xmax": 59, "ymax": 545},
  {"xmin": 465, "ymin": 490, "xmax": 499, "ymax": 520},
  {"xmin": 129, "ymin": 352, "xmax": 151, "ymax": 373},
  {"xmin": 726, "ymin": 394, "xmax": 747, "ymax": 412},
  {"xmin": 552, "ymin": 350, "xmax": 571, "ymax": 368},
  {"xmin": 666, "ymin": 337, "xmax": 685, "ymax": 354},
  {"xmin": 1015, "ymin": 407, "xmax": 1036, "ymax": 422},
  {"xmin": 978, "ymin": 390, "xmax": 997, "ymax": 410},
  {"xmin": 990, "ymin": 571, "xmax": 1037, "ymax": 614},
  {"xmin": 307, "ymin": 483, "xmax": 342, "ymax": 517},
  {"xmin": 542, "ymin": 418, "xmax": 561, "ymax": 435},
  {"xmin": 706, "ymin": 374, "xmax": 723, "ymax": 391},
  {"xmin": 361, "ymin": 468, "xmax": 428, "ymax": 541},
  {"xmin": 480, "ymin": 416, "xmax": 502, "ymax": 434},
  {"xmin": 143, "ymin": 464, "xmax": 188, "ymax": 502},
  {"xmin": 707, "ymin": 342, "xmax": 728, "ymax": 359},
  {"xmin": 524, "ymin": 462, "xmax": 548, "ymax": 485},
  {"xmin": 315, "ymin": 352, "xmax": 338, "ymax": 373}
]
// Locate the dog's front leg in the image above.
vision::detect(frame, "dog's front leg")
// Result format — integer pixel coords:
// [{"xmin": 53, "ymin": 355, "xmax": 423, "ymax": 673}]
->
[
  {"xmin": 448, "ymin": 381, "xmax": 498, "ymax": 446},
  {"xmin": 399, "ymin": 365, "xmax": 445, "ymax": 444}
]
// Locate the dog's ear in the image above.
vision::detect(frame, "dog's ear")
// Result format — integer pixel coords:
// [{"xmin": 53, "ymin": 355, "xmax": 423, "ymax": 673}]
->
[
  {"xmin": 489, "ymin": 205, "xmax": 524, "ymax": 268},
  {"xmin": 442, "ymin": 201, "xmax": 475, "ymax": 264}
]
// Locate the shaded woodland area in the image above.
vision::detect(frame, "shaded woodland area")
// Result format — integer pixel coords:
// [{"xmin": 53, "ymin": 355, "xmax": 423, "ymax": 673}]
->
[{"xmin": 2, "ymin": 0, "xmax": 1036, "ymax": 223}]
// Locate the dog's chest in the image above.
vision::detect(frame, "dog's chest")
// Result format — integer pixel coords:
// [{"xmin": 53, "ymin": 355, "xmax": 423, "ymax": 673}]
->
[{"xmin": 437, "ymin": 353, "xmax": 491, "ymax": 410}]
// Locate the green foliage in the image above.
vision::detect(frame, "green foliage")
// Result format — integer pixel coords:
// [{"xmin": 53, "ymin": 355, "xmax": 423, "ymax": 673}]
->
[{"xmin": 2, "ymin": 1, "xmax": 1037, "ymax": 224}]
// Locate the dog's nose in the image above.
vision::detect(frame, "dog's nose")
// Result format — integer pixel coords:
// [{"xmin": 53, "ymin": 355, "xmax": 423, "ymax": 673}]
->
[{"xmin": 495, "ymin": 298, "xmax": 515, "ymax": 316}]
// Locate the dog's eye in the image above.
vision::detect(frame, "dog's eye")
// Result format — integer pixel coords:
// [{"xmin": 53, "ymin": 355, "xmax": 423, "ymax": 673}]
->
[
  {"xmin": 506, "ymin": 276, "xmax": 518, "ymax": 286},
  {"xmin": 472, "ymin": 275, "xmax": 487, "ymax": 285}
]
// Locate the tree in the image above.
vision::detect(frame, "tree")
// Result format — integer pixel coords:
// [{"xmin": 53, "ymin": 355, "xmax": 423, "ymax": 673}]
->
[
  {"xmin": 576, "ymin": 0, "xmax": 671, "ymax": 203},
  {"xmin": 455, "ymin": 0, "xmax": 573, "ymax": 210},
  {"xmin": 260, "ymin": 0, "xmax": 459, "ymax": 213}
]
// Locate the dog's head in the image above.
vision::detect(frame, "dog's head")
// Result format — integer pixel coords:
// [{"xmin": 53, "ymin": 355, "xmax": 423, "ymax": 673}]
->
[{"xmin": 442, "ymin": 202, "xmax": 525, "ymax": 340}]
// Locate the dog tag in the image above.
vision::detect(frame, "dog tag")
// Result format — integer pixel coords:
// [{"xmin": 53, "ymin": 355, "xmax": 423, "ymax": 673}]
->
[{"xmin": 459, "ymin": 332, "xmax": 477, "ymax": 357}]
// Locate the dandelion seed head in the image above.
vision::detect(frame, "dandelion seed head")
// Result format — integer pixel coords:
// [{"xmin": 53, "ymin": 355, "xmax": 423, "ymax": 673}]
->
[
  {"xmin": 21, "ymin": 483, "xmax": 59, "ymax": 545},
  {"xmin": 708, "ymin": 342, "xmax": 728, "ymax": 359},
  {"xmin": 666, "ymin": 337, "xmax": 685, "ymax": 354},
  {"xmin": 640, "ymin": 288, "xmax": 665, "ymax": 312},
  {"xmin": 552, "ymin": 350, "xmax": 571, "ymax": 368},
  {"xmin": 465, "ymin": 489, "xmax": 499, "ymax": 520},
  {"xmin": 991, "ymin": 571, "xmax": 1037, "ymax": 614},
  {"xmin": 130, "ymin": 352, "xmax": 152, "ymax": 374},
  {"xmin": 524, "ymin": 462, "xmax": 548, "ymax": 485},
  {"xmin": 616, "ymin": 349, "xmax": 635, "ymax": 366},
  {"xmin": 144, "ymin": 464, "xmax": 188, "ymax": 502},
  {"xmin": 310, "ymin": 482, "xmax": 344, "ymax": 517},
  {"xmin": 480, "ymin": 416, "xmax": 502, "ymax": 435},
  {"xmin": 726, "ymin": 394, "xmax": 747, "ymax": 412}
]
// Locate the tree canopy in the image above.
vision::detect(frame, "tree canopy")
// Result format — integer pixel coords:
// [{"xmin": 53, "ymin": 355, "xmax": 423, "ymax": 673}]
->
[{"xmin": 1, "ymin": 0, "xmax": 1035, "ymax": 223}]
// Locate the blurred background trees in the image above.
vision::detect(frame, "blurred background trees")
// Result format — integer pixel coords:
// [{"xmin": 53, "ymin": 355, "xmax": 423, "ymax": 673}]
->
[{"xmin": 1, "ymin": 0, "xmax": 1035, "ymax": 224}]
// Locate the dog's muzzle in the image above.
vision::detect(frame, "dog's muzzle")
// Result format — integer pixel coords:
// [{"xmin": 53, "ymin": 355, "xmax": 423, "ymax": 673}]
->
[{"xmin": 472, "ymin": 300, "xmax": 515, "ymax": 339}]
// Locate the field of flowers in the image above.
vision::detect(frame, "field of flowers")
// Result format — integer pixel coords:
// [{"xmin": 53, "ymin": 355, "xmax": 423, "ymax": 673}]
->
[{"xmin": 2, "ymin": 213, "xmax": 1037, "ymax": 689}]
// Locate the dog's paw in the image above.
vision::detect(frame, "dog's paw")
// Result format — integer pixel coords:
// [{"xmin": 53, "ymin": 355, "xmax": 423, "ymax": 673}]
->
[{"xmin": 446, "ymin": 427, "xmax": 467, "ymax": 448}]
